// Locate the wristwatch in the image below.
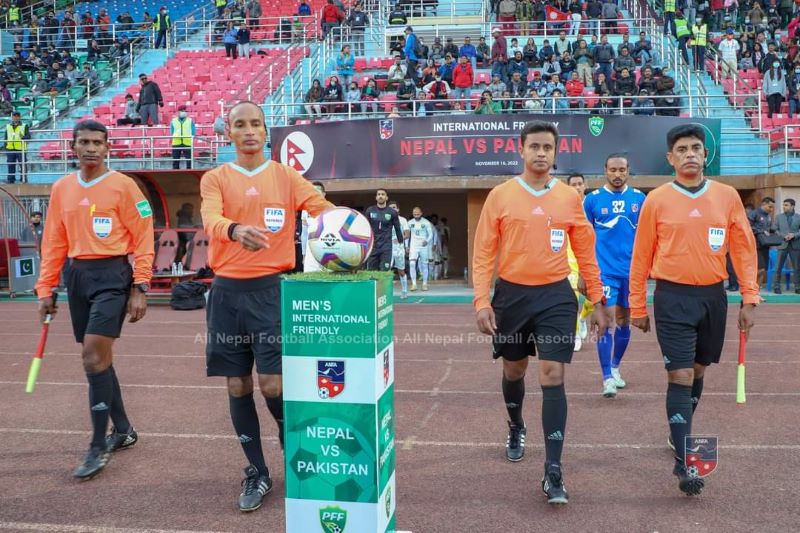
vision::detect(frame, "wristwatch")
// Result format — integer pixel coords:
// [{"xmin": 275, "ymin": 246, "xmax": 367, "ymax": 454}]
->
[{"xmin": 133, "ymin": 283, "xmax": 150, "ymax": 293}]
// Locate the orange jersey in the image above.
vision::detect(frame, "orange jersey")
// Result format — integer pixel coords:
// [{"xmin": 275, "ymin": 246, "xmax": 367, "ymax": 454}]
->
[
  {"xmin": 36, "ymin": 170, "xmax": 155, "ymax": 298},
  {"xmin": 200, "ymin": 160, "xmax": 333, "ymax": 279},
  {"xmin": 472, "ymin": 177, "xmax": 604, "ymax": 310},
  {"xmin": 629, "ymin": 180, "xmax": 759, "ymax": 319}
]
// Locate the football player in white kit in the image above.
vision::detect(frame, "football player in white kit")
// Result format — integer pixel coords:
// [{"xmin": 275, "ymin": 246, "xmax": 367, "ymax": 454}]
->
[
  {"xmin": 302, "ymin": 181, "xmax": 327, "ymax": 272},
  {"xmin": 408, "ymin": 206, "xmax": 434, "ymax": 291},
  {"xmin": 388, "ymin": 201, "xmax": 410, "ymax": 298}
]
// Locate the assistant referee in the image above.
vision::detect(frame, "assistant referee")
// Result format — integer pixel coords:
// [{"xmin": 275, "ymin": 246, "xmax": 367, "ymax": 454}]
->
[
  {"xmin": 36, "ymin": 120, "xmax": 154, "ymax": 480},
  {"xmin": 630, "ymin": 124, "xmax": 758, "ymax": 496}
]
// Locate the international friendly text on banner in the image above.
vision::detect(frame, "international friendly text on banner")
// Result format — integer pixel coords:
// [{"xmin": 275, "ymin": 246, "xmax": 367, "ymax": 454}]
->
[{"xmin": 270, "ymin": 115, "xmax": 722, "ymax": 179}]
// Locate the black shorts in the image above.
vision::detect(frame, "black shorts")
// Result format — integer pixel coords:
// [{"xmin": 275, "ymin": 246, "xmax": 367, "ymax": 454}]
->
[
  {"xmin": 66, "ymin": 256, "xmax": 132, "ymax": 344},
  {"xmin": 756, "ymin": 246, "xmax": 770, "ymax": 270},
  {"xmin": 366, "ymin": 248, "xmax": 392, "ymax": 271},
  {"xmin": 653, "ymin": 280, "xmax": 728, "ymax": 371},
  {"xmin": 206, "ymin": 274, "xmax": 283, "ymax": 377},
  {"xmin": 491, "ymin": 278, "xmax": 578, "ymax": 363}
]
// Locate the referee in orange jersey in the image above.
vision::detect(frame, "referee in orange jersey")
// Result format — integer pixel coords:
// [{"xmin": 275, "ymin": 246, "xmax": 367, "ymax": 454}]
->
[
  {"xmin": 630, "ymin": 124, "xmax": 758, "ymax": 496},
  {"xmin": 473, "ymin": 121, "xmax": 608, "ymax": 505},
  {"xmin": 35, "ymin": 120, "xmax": 154, "ymax": 480},
  {"xmin": 201, "ymin": 101, "xmax": 333, "ymax": 512}
]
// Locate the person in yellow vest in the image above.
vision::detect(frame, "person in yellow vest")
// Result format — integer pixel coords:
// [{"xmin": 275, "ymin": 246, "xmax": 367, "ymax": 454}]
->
[
  {"xmin": 153, "ymin": 6, "xmax": 171, "ymax": 49},
  {"xmin": 675, "ymin": 11, "xmax": 691, "ymax": 65},
  {"xmin": 663, "ymin": 0, "xmax": 676, "ymax": 37},
  {"xmin": 7, "ymin": 5, "xmax": 20, "ymax": 26},
  {"xmin": 216, "ymin": 0, "xmax": 228, "ymax": 18},
  {"xmin": 691, "ymin": 17, "xmax": 708, "ymax": 73},
  {"xmin": 5, "ymin": 111, "xmax": 30, "ymax": 184},
  {"xmin": 566, "ymin": 173, "xmax": 594, "ymax": 351},
  {"xmin": 171, "ymin": 106, "xmax": 195, "ymax": 169}
]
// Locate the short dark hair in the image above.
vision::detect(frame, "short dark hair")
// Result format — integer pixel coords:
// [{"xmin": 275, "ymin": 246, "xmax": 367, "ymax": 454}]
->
[
  {"xmin": 520, "ymin": 120, "xmax": 559, "ymax": 146},
  {"xmin": 785, "ymin": 198, "xmax": 796, "ymax": 207},
  {"xmin": 605, "ymin": 152, "xmax": 629, "ymax": 167},
  {"xmin": 312, "ymin": 180, "xmax": 325, "ymax": 192},
  {"xmin": 138, "ymin": 73, "xmax": 147, "ymax": 78},
  {"xmin": 666, "ymin": 124, "xmax": 705, "ymax": 151},
  {"xmin": 72, "ymin": 119, "xmax": 107, "ymax": 142},
  {"xmin": 762, "ymin": 196, "xmax": 775, "ymax": 204},
  {"xmin": 30, "ymin": 211, "xmax": 43, "ymax": 217},
  {"xmin": 388, "ymin": 200, "xmax": 399, "ymax": 208},
  {"xmin": 566, "ymin": 173, "xmax": 585, "ymax": 185},
  {"xmin": 376, "ymin": 188, "xmax": 388, "ymax": 195}
]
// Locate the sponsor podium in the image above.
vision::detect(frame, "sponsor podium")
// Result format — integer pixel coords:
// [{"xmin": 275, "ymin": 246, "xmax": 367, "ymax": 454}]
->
[{"xmin": 281, "ymin": 273, "xmax": 396, "ymax": 533}]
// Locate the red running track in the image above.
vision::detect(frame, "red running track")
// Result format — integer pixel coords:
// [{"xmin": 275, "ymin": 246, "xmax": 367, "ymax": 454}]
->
[{"xmin": 0, "ymin": 303, "xmax": 798, "ymax": 532}]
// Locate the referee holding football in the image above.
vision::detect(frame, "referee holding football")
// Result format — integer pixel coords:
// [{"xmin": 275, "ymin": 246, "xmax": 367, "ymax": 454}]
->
[
  {"xmin": 629, "ymin": 124, "xmax": 758, "ymax": 496},
  {"xmin": 201, "ymin": 101, "xmax": 333, "ymax": 512},
  {"xmin": 473, "ymin": 121, "xmax": 607, "ymax": 505},
  {"xmin": 36, "ymin": 120, "xmax": 154, "ymax": 480}
]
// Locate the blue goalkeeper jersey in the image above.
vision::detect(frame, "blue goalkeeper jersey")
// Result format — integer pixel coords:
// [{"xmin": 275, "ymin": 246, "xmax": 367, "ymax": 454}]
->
[{"xmin": 583, "ymin": 185, "xmax": 646, "ymax": 279}]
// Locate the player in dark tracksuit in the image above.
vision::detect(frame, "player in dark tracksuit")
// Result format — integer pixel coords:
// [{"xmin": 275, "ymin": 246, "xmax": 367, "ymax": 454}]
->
[{"xmin": 364, "ymin": 188, "xmax": 404, "ymax": 271}]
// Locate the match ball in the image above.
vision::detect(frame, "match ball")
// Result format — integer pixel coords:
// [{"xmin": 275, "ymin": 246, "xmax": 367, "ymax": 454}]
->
[{"xmin": 308, "ymin": 207, "xmax": 373, "ymax": 271}]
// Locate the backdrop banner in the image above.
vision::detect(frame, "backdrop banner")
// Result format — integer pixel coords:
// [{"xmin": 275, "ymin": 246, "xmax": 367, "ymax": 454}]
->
[{"xmin": 270, "ymin": 114, "xmax": 721, "ymax": 179}]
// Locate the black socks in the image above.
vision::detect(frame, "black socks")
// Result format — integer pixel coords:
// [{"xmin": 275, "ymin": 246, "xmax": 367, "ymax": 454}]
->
[
  {"xmin": 86, "ymin": 368, "xmax": 114, "ymax": 451},
  {"xmin": 108, "ymin": 366, "xmax": 131, "ymax": 433},
  {"xmin": 541, "ymin": 384, "xmax": 567, "ymax": 466},
  {"xmin": 666, "ymin": 382, "xmax": 693, "ymax": 462},
  {"xmin": 502, "ymin": 375, "xmax": 525, "ymax": 426},
  {"xmin": 229, "ymin": 394, "xmax": 268, "ymax": 477}
]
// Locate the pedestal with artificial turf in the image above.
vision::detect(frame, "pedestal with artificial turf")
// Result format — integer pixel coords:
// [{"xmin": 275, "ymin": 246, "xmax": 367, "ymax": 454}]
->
[{"xmin": 281, "ymin": 272, "xmax": 396, "ymax": 533}]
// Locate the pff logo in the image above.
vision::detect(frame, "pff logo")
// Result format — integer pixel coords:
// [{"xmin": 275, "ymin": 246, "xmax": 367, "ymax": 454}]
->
[
  {"xmin": 588, "ymin": 116, "xmax": 605, "ymax": 137},
  {"xmin": 319, "ymin": 506, "xmax": 347, "ymax": 533},
  {"xmin": 280, "ymin": 131, "xmax": 314, "ymax": 175}
]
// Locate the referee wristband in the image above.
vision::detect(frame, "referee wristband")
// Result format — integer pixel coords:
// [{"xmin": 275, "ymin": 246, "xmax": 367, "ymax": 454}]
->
[{"xmin": 228, "ymin": 223, "xmax": 240, "ymax": 241}]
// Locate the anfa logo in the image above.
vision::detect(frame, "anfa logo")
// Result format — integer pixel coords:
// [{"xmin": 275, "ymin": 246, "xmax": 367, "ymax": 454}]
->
[
  {"xmin": 385, "ymin": 485, "xmax": 392, "ymax": 518},
  {"xmin": 379, "ymin": 119, "xmax": 394, "ymax": 140},
  {"xmin": 319, "ymin": 506, "xmax": 347, "ymax": 533},
  {"xmin": 318, "ymin": 360, "xmax": 345, "ymax": 399},
  {"xmin": 708, "ymin": 227, "xmax": 725, "ymax": 252},
  {"xmin": 550, "ymin": 229, "xmax": 565, "ymax": 252},
  {"xmin": 92, "ymin": 217, "xmax": 112, "ymax": 238},
  {"xmin": 684, "ymin": 435, "xmax": 718, "ymax": 477},
  {"xmin": 589, "ymin": 116, "xmax": 605, "ymax": 137},
  {"xmin": 263, "ymin": 208, "xmax": 285, "ymax": 232},
  {"xmin": 280, "ymin": 131, "xmax": 314, "ymax": 175}
]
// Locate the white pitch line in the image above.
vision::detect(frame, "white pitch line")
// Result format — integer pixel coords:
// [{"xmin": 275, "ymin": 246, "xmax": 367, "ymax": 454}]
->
[
  {"xmin": 0, "ymin": 522, "xmax": 229, "ymax": 533},
  {"xmin": 1, "ymin": 381, "xmax": 799, "ymax": 397},
  {"xmin": 0, "ymin": 427, "xmax": 797, "ymax": 451}
]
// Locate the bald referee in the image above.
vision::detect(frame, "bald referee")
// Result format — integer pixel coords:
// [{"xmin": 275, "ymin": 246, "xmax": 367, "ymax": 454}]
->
[
  {"xmin": 473, "ymin": 121, "xmax": 608, "ymax": 505},
  {"xmin": 201, "ymin": 101, "xmax": 333, "ymax": 512},
  {"xmin": 630, "ymin": 124, "xmax": 758, "ymax": 496},
  {"xmin": 36, "ymin": 120, "xmax": 154, "ymax": 480}
]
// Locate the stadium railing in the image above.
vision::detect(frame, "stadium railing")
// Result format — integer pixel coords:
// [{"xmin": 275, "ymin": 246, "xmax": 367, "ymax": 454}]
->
[
  {"xmin": 170, "ymin": 15, "xmax": 320, "ymax": 50},
  {"xmin": 380, "ymin": 0, "xmax": 487, "ymax": 22}
]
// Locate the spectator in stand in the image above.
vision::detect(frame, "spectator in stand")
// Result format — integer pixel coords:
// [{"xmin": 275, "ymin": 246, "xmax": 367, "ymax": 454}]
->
[
  {"xmin": 223, "ymin": 23, "xmax": 239, "ymax": 58},
  {"xmin": 508, "ymin": 71, "xmax": 527, "ymax": 105},
  {"xmin": 452, "ymin": 55, "xmax": 474, "ymax": 110},
  {"xmin": 245, "ymin": 0, "xmax": 262, "ymax": 27},
  {"xmin": 439, "ymin": 54, "xmax": 455, "ymax": 85},
  {"xmin": 137, "ymin": 73, "xmax": 163, "ymax": 126},
  {"xmin": 117, "ymin": 94, "xmax": 142, "ymax": 126},
  {"xmin": 498, "ymin": 89, "xmax": 514, "ymax": 113},
  {"xmin": 444, "ymin": 37, "xmax": 459, "ymax": 58},
  {"xmin": 390, "ymin": 35, "xmax": 406, "ymax": 59},
  {"xmin": 538, "ymin": 38, "xmax": 554, "ymax": 64},
  {"xmin": 154, "ymin": 6, "xmax": 170, "ymax": 49},
  {"xmin": 766, "ymin": 0, "xmax": 780, "ymax": 36},
  {"xmin": 554, "ymin": 31, "xmax": 573, "ymax": 57},
  {"xmin": 614, "ymin": 67, "xmax": 637, "ymax": 111},
  {"xmin": 237, "ymin": 23, "xmax": 251, "ymax": 58},
  {"xmin": 428, "ymin": 37, "xmax": 444, "ymax": 63},
  {"xmin": 420, "ymin": 59, "xmax": 437, "ymax": 84},
  {"xmin": 614, "ymin": 46, "xmax": 636, "ymax": 75},
  {"xmin": 523, "ymin": 37, "xmax": 538, "ymax": 67},
  {"xmin": 752, "ymin": 41, "xmax": 765, "ymax": 68},
  {"xmin": 451, "ymin": 101, "xmax": 467, "ymax": 114},
  {"xmin": 559, "ymin": 51, "xmax": 576, "ymax": 79},
  {"xmin": 488, "ymin": 73, "xmax": 507, "ymax": 98},
  {"xmin": 396, "ymin": 75, "xmax": 417, "ymax": 113},
  {"xmin": 321, "ymin": 0, "xmax": 343, "ymax": 39},
  {"xmin": 298, "ymin": 0, "xmax": 312, "ymax": 16},
  {"xmin": 718, "ymin": 28, "xmax": 741, "ymax": 78},
  {"xmin": 517, "ymin": 0, "xmax": 534, "ymax": 34},
  {"xmin": 387, "ymin": 105, "xmax": 401, "ymax": 118},
  {"xmin": 656, "ymin": 65, "xmax": 676, "ymax": 93},
  {"xmin": 633, "ymin": 88, "xmax": 656, "ymax": 115},
  {"xmin": 545, "ymin": 72, "xmax": 566, "ymax": 97},
  {"xmin": 574, "ymin": 39, "xmax": 593, "ymax": 86},
  {"xmin": 291, "ymin": 16, "xmax": 305, "ymax": 42},
  {"xmin": 81, "ymin": 11, "xmax": 95, "ymax": 41},
  {"xmin": 542, "ymin": 53, "xmax": 561, "ymax": 79},
  {"xmin": 508, "ymin": 50, "xmax": 528, "ymax": 80},
  {"xmin": 347, "ymin": 3, "xmax": 369, "ymax": 56},
  {"xmin": 336, "ymin": 45, "xmax": 355, "ymax": 87},
  {"xmin": 601, "ymin": 1, "xmax": 618, "ymax": 33},
  {"xmin": 170, "ymin": 106, "xmax": 195, "ymax": 169},
  {"xmin": 87, "ymin": 39, "xmax": 102, "ymax": 61},
  {"xmin": 524, "ymin": 88, "xmax": 544, "ymax": 111},
  {"xmin": 475, "ymin": 90, "xmax": 502, "ymax": 114},
  {"xmin": 345, "ymin": 81, "xmax": 362, "ymax": 114},
  {"xmin": 388, "ymin": 2, "xmax": 407, "ymax": 25},
  {"xmin": 323, "ymin": 75, "xmax": 344, "ymax": 114},
  {"xmin": 595, "ymin": 71, "xmax": 614, "ymax": 113},
  {"xmin": 586, "ymin": 0, "xmax": 602, "ymax": 35},
  {"xmin": 50, "ymin": 71, "xmax": 69, "ymax": 94},
  {"xmin": 529, "ymin": 70, "xmax": 546, "ymax": 95},
  {"xmin": 551, "ymin": 88, "xmax": 570, "ymax": 111},
  {"xmin": 617, "ymin": 33, "xmax": 632, "ymax": 55},
  {"xmin": 740, "ymin": 49, "xmax": 755, "ymax": 70},
  {"xmin": 404, "ymin": 26, "xmax": 421, "ymax": 83},
  {"xmin": 360, "ymin": 78, "xmax": 381, "ymax": 115},
  {"xmin": 61, "ymin": 12, "xmax": 76, "ymax": 50},
  {"xmin": 761, "ymin": 41, "xmax": 782, "ymax": 73},
  {"xmin": 30, "ymin": 71, "xmax": 49, "ymax": 96},
  {"xmin": 476, "ymin": 36, "xmax": 490, "ymax": 67},
  {"xmin": 507, "ymin": 38, "xmax": 522, "ymax": 59},
  {"xmin": 787, "ymin": 64, "xmax": 800, "ymax": 118},
  {"xmin": 763, "ymin": 60, "xmax": 787, "ymax": 118},
  {"xmin": 638, "ymin": 66, "xmax": 658, "ymax": 93},
  {"xmin": 305, "ymin": 78, "xmax": 324, "ymax": 117},
  {"xmin": 491, "ymin": 27, "xmax": 509, "ymax": 83},
  {"xmin": 460, "ymin": 36, "xmax": 478, "ymax": 71},
  {"xmin": 422, "ymin": 73, "xmax": 451, "ymax": 112},
  {"xmin": 498, "ymin": 0, "xmax": 517, "ymax": 36},
  {"xmin": 633, "ymin": 31, "xmax": 654, "ymax": 66},
  {"xmin": 97, "ymin": 8, "xmax": 111, "ymax": 46},
  {"xmin": 593, "ymin": 34, "xmax": 615, "ymax": 82},
  {"xmin": 567, "ymin": 0, "xmax": 583, "ymax": 36},
  {"xmin": 417, "ymin": 36, "xmax": 430, "ymax": 61},
  {"xmin": 656, "ymin": 87, "xmax": 681, "ymax": 116},
  {"xmin": 565, "ymin": 71, "xmax": 585, "ymax": 110},
  {"xmin": 387, "ymin": 56, "xmax": 408, "ymax": 90}
]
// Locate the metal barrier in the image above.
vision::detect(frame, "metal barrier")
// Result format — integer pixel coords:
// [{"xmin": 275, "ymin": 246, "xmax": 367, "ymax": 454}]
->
[
  {"xmin": 381, "ymin": 0, "xmax": 487, "ymax": 21},
  {"xmin": 171, "ymin": 15, "xmax": 319, "ymax": 50}
]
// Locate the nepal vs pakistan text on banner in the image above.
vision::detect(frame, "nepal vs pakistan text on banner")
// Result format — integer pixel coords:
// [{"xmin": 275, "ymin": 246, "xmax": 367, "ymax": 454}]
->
[
  {"xmin": 271, "ymin": 114, "xmax": 721, "ymax": 179},
  {"xmin": 281, "ymin": 277, "xmax": 396, "ymax": 533}
]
